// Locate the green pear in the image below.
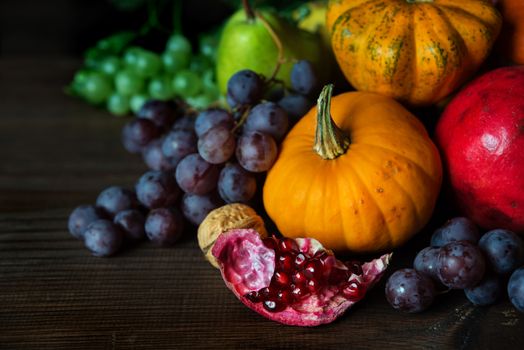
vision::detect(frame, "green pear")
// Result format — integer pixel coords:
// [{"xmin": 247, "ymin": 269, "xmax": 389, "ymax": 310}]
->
[{"xmin": 216, "ymin": 8, "xmax": 329, "ymax": 94}]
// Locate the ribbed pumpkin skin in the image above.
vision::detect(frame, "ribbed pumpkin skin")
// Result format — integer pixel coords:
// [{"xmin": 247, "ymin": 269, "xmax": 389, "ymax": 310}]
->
[
  {"xmin": 498, "ymin": 0, "xmax": 524, "ymax": 64},
  {"xmin": 263, "ymin": 92, "xmax": 442, "ymax": 253},
  {"xmin": 327, "ymin": 0, "xmax": 502, "ymax": 106}
]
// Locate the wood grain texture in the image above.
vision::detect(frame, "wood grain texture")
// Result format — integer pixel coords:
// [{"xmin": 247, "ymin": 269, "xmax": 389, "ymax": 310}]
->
[{"xmin": 0, "ymin": 57, "xmax": 523, "ymax": 350}]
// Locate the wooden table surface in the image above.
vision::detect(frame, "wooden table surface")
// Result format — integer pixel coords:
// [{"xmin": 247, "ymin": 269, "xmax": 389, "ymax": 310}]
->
[{"xmin": 1, "ymin": 57, "xmax": 523, "ymax": 350}]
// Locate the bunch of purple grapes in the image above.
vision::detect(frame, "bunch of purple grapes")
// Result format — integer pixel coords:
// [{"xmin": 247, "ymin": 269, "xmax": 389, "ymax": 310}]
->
[
  {"xmin": 385, "ymin": 217, "xmax": 524, "ymax": 313},
  {"xmin": 67, "ymin": 60, "xmax": 320, "ymax": 257}
]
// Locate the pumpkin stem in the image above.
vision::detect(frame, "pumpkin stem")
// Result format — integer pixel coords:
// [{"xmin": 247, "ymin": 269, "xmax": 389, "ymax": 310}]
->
[{"xmin": 314, "ymin": 84, "xmax": 350, "ymax": 160}]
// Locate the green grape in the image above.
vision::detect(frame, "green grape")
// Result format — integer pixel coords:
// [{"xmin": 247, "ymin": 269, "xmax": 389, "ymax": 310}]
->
[
  {"xmin": 186, "ymin": 94, "xmax": 215, "ymax": 110},
  {"xmin": 115, "ymin": 69, "xmax": 144, "ymax": 96},
  {"xmin": 107, "ymin": 93, "xmax": 130, "ymax": 116},
  {"xmin": 99, "ymin": 56, "xmax": 121, "ymax": 76},
  {"xmin": 96, "ymin": 31, "xmax": 135, "ymax": 54},
  {"xmin": 84, "ymin": 47, "xmax": 107, "ymax": 69},
  {"xmin": 130, "ymin": 94, "xmax": 149, "ymax": 114},
  {"xmin": 203, "ymin": 84, "xmax": 220, "ymax": 101},
  {"xmin": 201, "ymin": 69, "xmax": 216, "ymax": 89},
  {"xmin": 172, "ymin": 70, "xmax": 202, "ymax": 98},
  {"xmin": 82, "ymin": 72, "xmax": 112, "ymax": 104},
  {"xmin": 189, "ymin": 54, "xmax": 212, "ymax": 74},
  {"xmin": 148, "ymin": 76, "xmax": 173, "ymax": 100},
  {"xmin": 162, "ymin": 50, "xmax": 190, "ymax": 73},
  {"xmin": 123, "ymin": 46, "xmax": 144, "ymax": 68},
  {"xmin": 199, "ymin": 34, "xmax": 217, "ymax": 60},
  {"xmin": 166, "ymin": 34, "xmax": 192, "ymax": 56},
  {"xmin": 133, "ymin": 50, "xmax": 161, "ymax": 78},
  {"xmin": 72, "ymin": 69, "xmax": 91, "ymax": 87}
]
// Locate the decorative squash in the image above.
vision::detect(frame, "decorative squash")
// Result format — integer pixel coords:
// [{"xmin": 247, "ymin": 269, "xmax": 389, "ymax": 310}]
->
[
  {"xmin": 497, "ymin": 0, "xmax": 524, "ymax": 64},
  {"xmin": 326, "ymin": 0, "xmax": 502, "ymax": 106},
  {"xmin": 263, "ymin": 85, "xmax": 442, "ymax": 253}
]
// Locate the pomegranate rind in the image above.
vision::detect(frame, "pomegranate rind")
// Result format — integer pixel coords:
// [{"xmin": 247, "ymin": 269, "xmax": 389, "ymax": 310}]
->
[{"xmin": 212, "ymin": 228, "xmax": 392, "ymax": 327}]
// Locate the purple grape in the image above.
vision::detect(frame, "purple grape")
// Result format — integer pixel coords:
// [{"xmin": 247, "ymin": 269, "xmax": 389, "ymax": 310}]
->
[
  {"xmin": 96, "ymin": 186, "xmax": 138, "ymax": 217},
  {"xmin": 264, "ymin": 86, "xmax": 285, "ymax": 103},
  {"xmin": 121, "ymin": 118, "xmax": 160, "ymax": 154},
  {"xmin": 227, "ymin": 69, "xmax": 264, "ymax": 105},
  {"xmin": 278, "ymin": 93, "xmax": 313, "ymax": 123},
  {"xmin": 135, "ymin": 170, "xmax": 180, "ymax": 209},
  {"xmin": 137, "ymin": 100, "xmax": 178, "ymax": 130},
  {"xmin": 180, "ymin": 192, "xmax": 224, "ymax": 226},
  {"xmin": 68, "ymin": 205, "xmax": 107, "ymax": 240},
  {"xmin": 145, "ymin": 208, "xmax": 184, "ymax": 246},
  {"xmin": 194, "ymin": 108, "xmax": 234, "ymax": 137},
  {"xmin": 430, "ymin": 217, "xmax": 480, "ymax": 247},
  {"xmin": 197, "ymin": 126, "xmax": 236, "ymax": 164},
  {"xmin": 437, "ymin": 241, "xmax": 486, "ymax": 289},
  {"xmin": 226, "ymin": 93, "xmax": 239, "ymax": 109},
  {"xmin": 114, "ymin": 209, "xmax": 146, "ymax": 241},
  {"xmin": 236, "ymin": 131, "xmax": 277, "ymax": 173},
  {"xmin": 290, "ymin": 60, "xmax": 318, "ymax": 96},
  {"xmin": 83, "ymin": 219, "xmax": 123, "ymax": 257},
  {"xmin": 161, "ymin": 129, "xmax": 197, "ymax": 167},
  {"xmin": 244, "ymin": 101, "xmax": 289, "ymax": 142},
  {"xmin": 385, "ymin": 268, "xmax": 436, "ymax": 313},
  {"xmin": 218, "ymin": 163, "xmax": 257, "ymax": 203},
  {"xmin": 479, "ymin": 229, "xmax": 524, "ymax": 275},
  {"xmin": 508, "ymin": 267, "xmax": 524, "ymax": 312},
  {"xmin": 413, "ymin": 247, "xmax": 440, "ymax": 281},
  {"xmin": 464, "ymin": 273, "xmax": 502, "ymax": 306},
  {"xmin": 142, "ymin": 138, "xmax": 176, "ymax": 171},
  {"xmin": 175, "ymin": 153, "xmax": 220, "ymax": 194},
  {"xmin": 172, "ymin": 115, "xmax": 196, "ymax": 131}
]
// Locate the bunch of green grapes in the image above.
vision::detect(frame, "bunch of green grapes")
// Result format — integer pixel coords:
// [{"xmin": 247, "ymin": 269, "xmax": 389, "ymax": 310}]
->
[{"xmin": 69, "ymin": 32, "xmax": 222, "ymax": 116}]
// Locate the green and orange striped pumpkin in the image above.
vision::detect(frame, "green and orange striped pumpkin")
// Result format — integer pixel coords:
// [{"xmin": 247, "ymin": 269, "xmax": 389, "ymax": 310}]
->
[{"xmin": 326, "ymin": 0, "xmax": 502, "ymax": 106}]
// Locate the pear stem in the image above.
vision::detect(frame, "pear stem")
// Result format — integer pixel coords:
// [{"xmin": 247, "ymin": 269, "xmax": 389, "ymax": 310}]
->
[
  {"xmin": 255, "ymin": 12, "xmax": 286, "ymax": 82},
  {"xmin": 313, "ymin": 85, "xmax": 351, "ymax": 160},
  {"xmin": 242, "ymin": 0, "xmax": 256, "ymax": 20}
]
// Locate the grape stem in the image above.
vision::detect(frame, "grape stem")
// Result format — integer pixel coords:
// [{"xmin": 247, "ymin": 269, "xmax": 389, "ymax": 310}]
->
[
  {"xmin": 231, "ymin": 106, "xmax": 252, "ymax": 134},
  {"xmin": 173, "ymin": 0, "xmax": 183, "ymax": 34},
  {"xmin": 255, "ymin": 12, "xmax": 286, "ymax": 83}
]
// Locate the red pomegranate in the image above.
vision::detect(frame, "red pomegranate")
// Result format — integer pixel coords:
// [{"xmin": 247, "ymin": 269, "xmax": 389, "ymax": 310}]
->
[
  {"xmin": 436, "ymin": 66, "xmax": 524, "ymax": 233},
  {"xmin": 212, "ymin": 229, "xmax": 390, "ymax": 326}
]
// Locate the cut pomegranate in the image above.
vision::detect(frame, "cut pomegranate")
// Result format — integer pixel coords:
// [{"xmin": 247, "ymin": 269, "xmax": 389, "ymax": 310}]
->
[{"xmin": 212, "ymin": 229, "xmax": 391, "ymax": 326}]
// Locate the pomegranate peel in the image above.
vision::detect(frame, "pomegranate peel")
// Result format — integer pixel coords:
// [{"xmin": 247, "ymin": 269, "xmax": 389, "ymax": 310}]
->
[{"xmin": 212, "ymin": 228, "xmax": 392, "ymax": 326}]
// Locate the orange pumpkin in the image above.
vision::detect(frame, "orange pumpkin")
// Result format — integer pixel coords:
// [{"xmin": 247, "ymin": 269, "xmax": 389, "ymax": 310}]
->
[
  {"xmin": 498, "ymin": 0, "xmax": 524, "ymax": 64},
  {"xmin": 263, "ymin": 85, "xmax": 442, "ymax": 253},
  {"xmin": 326, "ymin": 0, "xmax": 502, "ymax": 106}
]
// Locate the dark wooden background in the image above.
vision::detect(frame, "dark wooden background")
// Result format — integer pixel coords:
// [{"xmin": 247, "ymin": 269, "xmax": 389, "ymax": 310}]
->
[{"xmin": 1, "ymin": 1, "xmax": 523, "ymax": 349}]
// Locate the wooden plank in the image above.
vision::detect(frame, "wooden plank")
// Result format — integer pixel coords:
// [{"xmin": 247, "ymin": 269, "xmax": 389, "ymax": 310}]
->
[{"xmin": 0, "ymin": 57, "xmax": 522, "ymax": 349}]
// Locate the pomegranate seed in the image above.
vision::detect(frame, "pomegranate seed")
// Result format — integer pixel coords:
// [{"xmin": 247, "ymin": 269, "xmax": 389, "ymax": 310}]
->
[
  {"xmin": 258, "ymin": 287, "xmax": 272, "ymax": 301},
  {"xmin": 328, "ymin": 267, "xmax": 350, "ymax": 284},
  {"xmin": 292, "ymin": 270, "xmax": 307, "ymax": 285},
  {"xmin": 279, "ymin": 238, "xmax": 298, "ymax": 253},
  {"xmin": 273, "ymin": 271, "xmax": 290, "ymax": 286},
  {"xmin": 313, "ymin": 251, "xmax": 329, "ymax": 262},
  {"xmin": 263, "ymin": 237, "xmax": 278, "ymax": 250},
  {"xmin": 263, "ymin": 299, "xmax": 286, "ymax": 312},
  {"xmin": 304, "ymin": 260, "xmax": 323, "ymax": 280},
  {"xmin": 346, "ymin": 261, "xmax": 363, "ymax": 275},
  {"xmin": 277, "ymin": 289, "xmax": 294, "ymax": 305},
  {"xmin": 341, "ymin": 280, "xmax": 364, "ymax": 300},
  {"xmin": 291, "ymin": 285, "xmax": 308, "ymax": 299},
  {"xmin": 278, "ymin": 253, "xmax": 295, "ymax": 271},
  {"xmin": 245, "ymin": 291, "xmax": 260, "ymax": 303},
  {"xmin": 294, "ymin": 253, "xmax": 307, "ymax": 269},
  {"xmin": 307, "ymin": 278, "xmax": 321, "ymax": 292}
]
